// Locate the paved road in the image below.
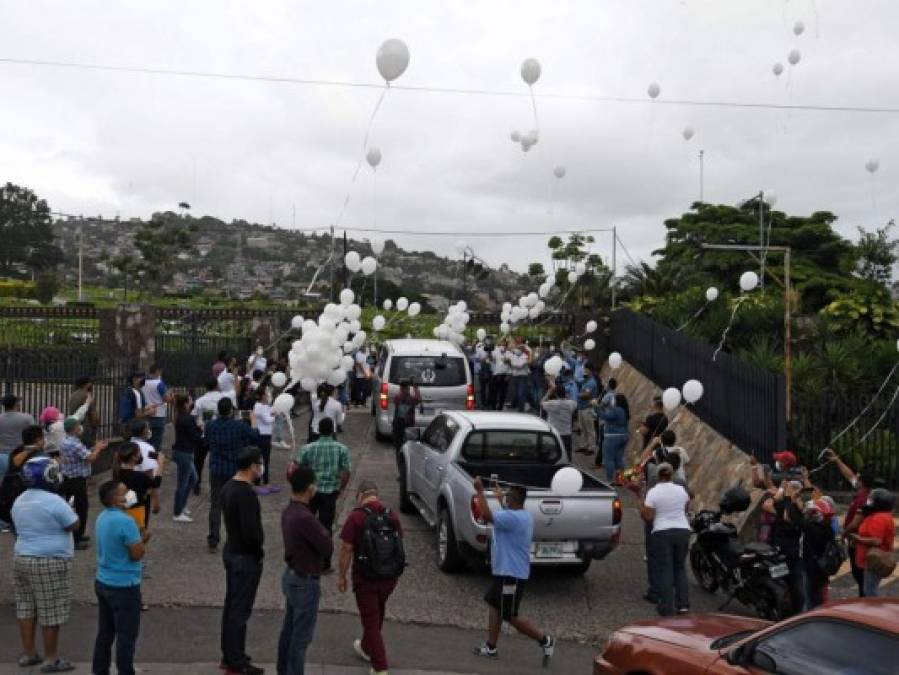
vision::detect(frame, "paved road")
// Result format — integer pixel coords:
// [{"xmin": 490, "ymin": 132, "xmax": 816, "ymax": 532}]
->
[{"xmin": 1, "ymin": 406, "xmax": 894, "ymax": 672}]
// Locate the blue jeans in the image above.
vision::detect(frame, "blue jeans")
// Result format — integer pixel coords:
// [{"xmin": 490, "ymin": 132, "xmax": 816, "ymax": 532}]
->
[
  {"xmin": 511, "ymin": 376, "xmax": 530, "ymax": 412},
  {"xmin": 651, "ymin": 528, "xmax": 691, "ymax": 616},
  {"xmin": 601, "ymin": 433, "xmax": 628, "ymax": 482},
  {"xmin": 172, "ymin": 451, "xmax": 198, "ymax": 516},
  {"xmin": 277, "ymin": 569, "xmax": 321, "ymax": 675},
  {"xmin": 92, "ymin": 581, "xmax": 142, "ymax": 675},
  {"xmin": 148, "ymin": 417, "xmax": 166, "ymax": 452},
  {"xmin": 863, "ymin": 569, "xmax": 882, "ymax": 597}
]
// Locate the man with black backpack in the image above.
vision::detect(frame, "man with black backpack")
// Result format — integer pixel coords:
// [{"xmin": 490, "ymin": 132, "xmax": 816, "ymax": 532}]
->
[{"xmin": 337, "ymin": 479, "xmax": 404, "ymax": 675}]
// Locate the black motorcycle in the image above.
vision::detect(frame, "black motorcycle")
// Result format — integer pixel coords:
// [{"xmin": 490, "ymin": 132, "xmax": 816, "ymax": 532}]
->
[{"xmin": 689, "ymin": 486, "xmax": 792, "ymax": 621}]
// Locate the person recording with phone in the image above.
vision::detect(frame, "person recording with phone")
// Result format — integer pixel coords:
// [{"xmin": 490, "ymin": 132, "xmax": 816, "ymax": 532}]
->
[{"xmin": 391, "ymin": 379, "xmax": 421, "ymax": 458}]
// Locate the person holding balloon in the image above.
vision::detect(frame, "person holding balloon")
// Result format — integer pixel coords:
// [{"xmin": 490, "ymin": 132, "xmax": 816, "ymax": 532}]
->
[{"xmin": 594, "ymin": 393, "xmax": 631, "ymax": 484}]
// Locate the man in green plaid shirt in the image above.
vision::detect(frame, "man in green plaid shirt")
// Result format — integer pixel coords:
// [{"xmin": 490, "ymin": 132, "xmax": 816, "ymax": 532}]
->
[{"xmin": 294, "ymin": 418, "xmax": 350, "ymax": 571}]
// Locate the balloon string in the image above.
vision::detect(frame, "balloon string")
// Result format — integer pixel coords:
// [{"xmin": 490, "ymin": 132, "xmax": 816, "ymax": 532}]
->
[
  {"xmin": 334, "ymin": 86, "xmax": 389, "ymax": 227},
  {"xmin": 528, "ymin": 85, "xmax": 540, "ymax": 135},
  {"xmin": 676, "ymin": 301, "xmax": 709, "ymax": 332},
  {"xmin": 810, "ymin": 0, "xmax": 821, "ymax": 38},
  {"xmin": 711, "ymin": 295, "xmax": 748, "ymax": 362},
  {"xmin": 533, "ymin": 283, "xmax": 577, "ymax": 328}
]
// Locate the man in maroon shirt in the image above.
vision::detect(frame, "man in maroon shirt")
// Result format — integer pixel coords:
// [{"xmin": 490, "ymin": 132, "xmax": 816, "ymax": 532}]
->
[
  {"xmin": 338, "ymin": 480, "xmax": 404, "ymax": 675},
  {"xmin": 277, "ymin": 466, "xmax": 332, "ymax": 675}
]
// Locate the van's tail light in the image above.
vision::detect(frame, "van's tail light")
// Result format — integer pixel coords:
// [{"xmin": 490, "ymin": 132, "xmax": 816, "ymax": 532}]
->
[
  {"xmin": 379, "ymin": 383, "xmax": 389, "ymax": 411},
  {"xmin": 470, "ymin": 495, "xmax": 487, "ymax": 525},
  {"xmin": 466, "ymin": 384, "xmax": 475, "ymax": 410},
  {"xmin": 612, "ymin": 498, "xmax": 622, "ymax": 526}
]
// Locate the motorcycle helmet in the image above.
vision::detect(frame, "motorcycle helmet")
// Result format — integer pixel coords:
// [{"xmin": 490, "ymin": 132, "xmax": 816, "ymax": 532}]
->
[
  {"xmin": 21, "ymin": 456, "xmax": 63, "ymax": 492},
  {"xmin": 866, "ymin": 488, "xmax": 896, "ymax": 513},
  {"xmin": 719, "ymin": 485, "xmax": 751, "ymax": 514}
]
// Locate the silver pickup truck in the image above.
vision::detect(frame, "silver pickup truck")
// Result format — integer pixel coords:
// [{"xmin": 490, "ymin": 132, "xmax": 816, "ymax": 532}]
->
[{"xmin": 398, "ymin": 410, "xmax": 622, "ymax": 574}]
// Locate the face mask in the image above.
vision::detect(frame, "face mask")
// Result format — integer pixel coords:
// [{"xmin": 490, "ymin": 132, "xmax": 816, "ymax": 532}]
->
[
  {"xmin": 775, "ymin": 462, "xmax": 783, "ymax": 471},
  {"xmin": 257, "ymin": 464, "xmax": 265, "ymax": 479},
  {"xmin": 124, "ymin": 490, "xmax": 138, "ymax": 508}
]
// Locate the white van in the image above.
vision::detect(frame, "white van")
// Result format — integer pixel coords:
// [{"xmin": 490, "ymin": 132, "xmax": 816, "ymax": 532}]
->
[{"xmin": 372, "ymin": 339, "xmax": 474, "ymax": 440}]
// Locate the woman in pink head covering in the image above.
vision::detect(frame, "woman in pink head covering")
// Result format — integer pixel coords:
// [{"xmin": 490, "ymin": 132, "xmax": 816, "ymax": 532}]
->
[{"xmin": 41, "ymin": 396, "xmax": 92, "ymax": 456}]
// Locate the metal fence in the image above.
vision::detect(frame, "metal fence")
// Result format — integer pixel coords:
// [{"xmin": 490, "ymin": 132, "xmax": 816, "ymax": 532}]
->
[
  {"xmin": 0, "ymin": 306, "xmax": 100, "ymax": 348},
  {"xmin": 610, "ymin": 309, "xmax": 787, "ymax": 463}
]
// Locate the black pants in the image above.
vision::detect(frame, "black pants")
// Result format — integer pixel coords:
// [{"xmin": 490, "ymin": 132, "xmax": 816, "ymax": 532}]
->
[
  {"xmin": 782, "ymin": 550, "xmax": 805, "ymax": 616},
  {"xmin": 92, "ymin": 581, "xmax": 142, "ymax": 675},
  {"xmin": 848, "ymin": 545, "xmax": 866, "ymax": 596},
  {"xmin": 60, "ymin": 476, "xmax": 88, "ymax": 542},
  {"xmin": 257, "ymin": 435, "xmax": 272, "ymax": 485},
  {"xmin": 310, "ymin": 491, "xmax": 339, "ymax": 568},
  {"xmin": 221, "ymin": 552, "xmax": 263, "ymax": 669},
  {"xmin": 193, "ymin": 441, "xmax": 209, "ymax": 495},
  {"xmin": 490, "ymin": 374, "xmax": 508, "ymax": 410},
  {"xmin": 207, "ymin": 476, "xmax": 229, "ymax": 548}
]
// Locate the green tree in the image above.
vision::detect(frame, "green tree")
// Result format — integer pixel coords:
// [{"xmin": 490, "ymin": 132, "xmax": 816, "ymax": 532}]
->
[
  {"xmin": 854, "ymin": 220, "xmax": 897, "ymax": 284},
  {"xmin": 0, "ymin": 183, "xmax": 63, "ymax": 274},
  {"xmin": 133, "ymin": 211, "xmax": 196, "ymax": 292},
  {"xmin": 527, "ymin": 262, "xmax": 545, "ymax": 278},
  {"xmin": 34, "ymin": 271, "xmax": 59, "ymax": 304}
]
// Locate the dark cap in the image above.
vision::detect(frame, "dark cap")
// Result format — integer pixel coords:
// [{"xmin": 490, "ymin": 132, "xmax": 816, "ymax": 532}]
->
[
  {"xmin": 356, "ymin": 479, "xmax": 379, "ymax": 496},
  {"xmin": 2, "ymin": 393, "xmax": 19, "ymax": 409}
]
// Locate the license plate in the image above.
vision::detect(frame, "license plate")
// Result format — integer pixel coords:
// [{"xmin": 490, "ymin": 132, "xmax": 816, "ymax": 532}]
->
[
  {"xmin": 769, "ymin": 562, "xmax": 789, "ymax": 579},
  {"xmin": 536, "ymin": 543, "xmax": 564, "ymax": 558}
]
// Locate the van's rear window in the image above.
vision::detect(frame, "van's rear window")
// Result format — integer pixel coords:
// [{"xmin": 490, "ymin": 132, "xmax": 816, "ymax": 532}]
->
[
  {"xmin": 389, "ymin": 356, "xmax": 467, "ymax": 387},
  {"xmin": 461, "ymin": 431, "xmax": 561, "ymax": 462}
]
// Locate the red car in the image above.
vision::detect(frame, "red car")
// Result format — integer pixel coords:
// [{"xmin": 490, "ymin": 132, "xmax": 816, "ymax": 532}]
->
[{"xmin": 594, "ymin": 598, "xmax": 898, "ymax": 675}]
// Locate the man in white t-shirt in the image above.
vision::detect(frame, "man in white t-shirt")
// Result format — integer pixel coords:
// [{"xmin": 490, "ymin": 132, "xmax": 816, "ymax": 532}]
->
[
  {"xmin": 217, "ymin": 360, "xmax": 237, "ymax": 395},
  {"xmin": 141, "ymin": 364, "xmax": 172, "ymax": 453},
  {"xmin": 351, "ymin": 349, "xmax": 371, "ymax": 407},
  {"xmin": 640, "ymin": 463, "xmax": 691, "ymax": 617}
]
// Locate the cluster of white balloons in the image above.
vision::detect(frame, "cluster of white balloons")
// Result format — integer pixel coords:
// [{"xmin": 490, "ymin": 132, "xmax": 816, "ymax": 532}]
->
[
  {"xmin": 661, "ymin": 379, "xmax": 705, "ymax": 412},
  {"xmin": 374, "ymin": 296, "xmax": 421, "ymax": 333},
  {"xmin": 345, "ymin": 250, "xmax": 378, "ymax": 276},
  {"xmin": 432, "ymin": 301, "xmax": 470, "ymax": 346},
  {"xmin": 583, "ymin": 319, "xmax": 598, "ymax": 350},
  {"xmin": 510, "ymin": 58, "xmax": 542, "ymax": 153},
  {"xmin": 284, "ymin": 288, "xmax": 369, "ymax": 396},
  {"xmin": 772, "ymin": 20, "xmax": 804, "ymax": 77},
  {"xmin": 511, "ymin": 129, "xmax": 539, "ymax": 153},
  {"xmin": 499, "ymin": 288, "xmax": 549, "ymax": 335}
]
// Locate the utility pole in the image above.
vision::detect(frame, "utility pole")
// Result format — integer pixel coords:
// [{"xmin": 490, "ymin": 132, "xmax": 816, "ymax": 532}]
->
[
  {"xmin": 700, "ymin": 243, "xmax": 792, "ymax": 422},
  {"xmin": 328, "ymin": 225, "xmax": 335, "ymax": 302},
  {"xmin": 699, "ymin": 149, "xmax": 705, "ymax": 202},
  {"xmin": 610, "ymin": 226, "xmax": 617, "ymax": 311},
  {"xmin": 77, "ymin": 226, "xmax": 84, "ymax": 303},
  {"xmin": 758, "ymin": 190, "xmax": 766, "ymax": 288},
  {"xmin": 342, "ymin": 230, "xmax": 348, "ymax": 291}
]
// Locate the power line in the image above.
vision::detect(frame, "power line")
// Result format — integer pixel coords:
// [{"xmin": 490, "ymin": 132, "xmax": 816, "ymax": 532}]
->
[
  {"xmin": 615, "ymin": 232, "xmax": 640, "ymax": 269},
  {"xmin": 4, "ymin": 56, "xmax": 899, "ymax": 115}
]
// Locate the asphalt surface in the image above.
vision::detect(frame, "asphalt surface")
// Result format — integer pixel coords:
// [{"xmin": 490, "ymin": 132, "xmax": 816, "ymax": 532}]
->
[{"xmin": 1, "ymin": 406, "xmax": 895, "ymax": 672}]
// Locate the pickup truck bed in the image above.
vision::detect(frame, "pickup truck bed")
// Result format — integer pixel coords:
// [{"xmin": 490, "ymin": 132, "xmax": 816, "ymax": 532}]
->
[{"xmin": 458, "ymin": 461, "xmax": 609, "ymax": 491}]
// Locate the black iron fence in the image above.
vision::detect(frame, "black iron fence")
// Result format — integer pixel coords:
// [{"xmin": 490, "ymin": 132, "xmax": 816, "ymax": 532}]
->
[
  {"xmin": 0, "ymin": 306, "xmax": 100, "ymax": 348},
  {"xmin": 610, "ymin": 309, "xmax": 787, "ymax": 463}
]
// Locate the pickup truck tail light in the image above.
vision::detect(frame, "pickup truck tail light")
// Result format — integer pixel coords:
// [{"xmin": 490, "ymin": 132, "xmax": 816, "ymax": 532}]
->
[
  {"xmin": 466, "ymin": 384, "xmax": 475, "ymax": 410},
  {"xmin": 470, "ymin": 495, "xmax": 487, "ymax": 525},
  {"xmin": 379, "ymin": 383, "xmax": 389, "ymax": 411},
  {"xmin": 612, "ymin": 498, "xmax": 622, "ymax": 526}
]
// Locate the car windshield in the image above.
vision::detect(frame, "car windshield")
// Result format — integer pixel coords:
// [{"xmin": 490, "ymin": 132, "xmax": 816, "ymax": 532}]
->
[
  {"xmin": 389, "ymin": 355, "xmax": 466, "ymax": 387},
  {"xmin": 710, "ymin": 630, "xmax": 758, "ymax": 650},
  {"xmin": 461, "ymin": 430, "xmax": 562, "ymax": 462}
]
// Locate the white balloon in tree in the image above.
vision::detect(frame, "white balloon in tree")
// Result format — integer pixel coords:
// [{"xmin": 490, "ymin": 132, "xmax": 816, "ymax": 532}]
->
[
  {"xmin": 682, "ymin": 379, "xmax": 704, "ymax": 404},
  {"xmin": 376, "ymin": 38, "xmax": 410, "ymax": 82},
  {"xmin": 788, "ymin": 49, "xmax": 801, "ymax": 65},
  {"xmin": 553, "ymin": 165, "xmax": 566, "ymax": 179},
  {"xmin": 366, "ymin": 147, "xmax": 382, "ymax": 169},
  {"xmin": 567, "ymin": 271, "xmax": 578, "ymax": 284},
  {"xmin": 345, "ymin": 251, "xmax": 362, "ymax": 272},
  {"xmin": 706, "ymin": 287, "xmax": 719, "ymax": 302},
  {"xmin": 361, "ymin": 256, "xmax": 377, "ymax": 276},
  {"xmin": 662, "ymin": 387, "xmax": 682, "ymax": 411},
  {"xmin": 772, "ymin": 62, "xmax": 784, "ymax": 77},
  {"xmin": 865, "ymin": 159, "xmax": 880, "ymax": 174},
  {"xmin": 647, "ymin": 82, "xmax": 661, "ymax": 99},
  {"xmin": 521, "ymin": 58, "xmax": 541, "ymax": 86},
  {"xmin": 383, "ymin": 298, "xmax": 393, "ymax": 311},
  {"xmin": 372, "ymin": 315, "xmax": 386, "ymax": 331},
  {"xmin": 370, "ymin": 237, "xmax": 385, "ymax": 256},
  {"xmin": 585, "ymin": 320, "xmax": 598, "ymax": 333},
  {"xmin": 608, "ymin": 352, "xmax": 622, "ymax": 369},
  {"xmin": 584, "ymin": 339, "xmax": 596, "ymax": 351},
  {"xmin": 396, "ymin": 297, "xmax": 409, "ymax": 311},
  {"xmin": 408, "ymin": 302, "xmax": 421, "ymax": 317},
  {"xmin": 739, "ymin": 271, "xmax": 759, "ymax": 292}
]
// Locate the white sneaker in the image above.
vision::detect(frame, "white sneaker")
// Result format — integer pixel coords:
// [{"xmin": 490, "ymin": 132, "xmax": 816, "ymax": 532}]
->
[
  {"xmin": 183, "ymin": 508, "xmax": 192, "ymax": 516},
  {"xmin": 353, "ymin": 639, "xmax": 370, "ymax": 662},
  {"xmin": 173, "ymin": 514, "xmax": 193, "ymax": 523}
]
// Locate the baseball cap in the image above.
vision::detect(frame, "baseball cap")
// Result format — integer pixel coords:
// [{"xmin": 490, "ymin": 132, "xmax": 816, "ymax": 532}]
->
[
  {"xmin": 357, "ymin": 479, "xmax": 379, "ymax": 496},
  {"xmin": 772, "ymin": 451, "xmax": 798, "ymax": 468},
  {"xmin": 63, "ymin": 416, "xmax": 81, "ymax": 433}
]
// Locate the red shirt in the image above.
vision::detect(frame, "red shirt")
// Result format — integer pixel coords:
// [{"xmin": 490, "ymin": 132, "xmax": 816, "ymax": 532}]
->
[
  {"xmin": 339, "ymin": 499, "xmax": 403, "ymax": 581},
  {"xmin": 855, "ymin": 511, "xmax": 895, "ymax": 569}
]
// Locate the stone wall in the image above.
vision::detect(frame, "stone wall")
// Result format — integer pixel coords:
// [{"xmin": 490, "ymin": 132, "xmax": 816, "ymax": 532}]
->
[{"xmin": 601, "ymin": 359, "xmax": 763, "ymax": 533}]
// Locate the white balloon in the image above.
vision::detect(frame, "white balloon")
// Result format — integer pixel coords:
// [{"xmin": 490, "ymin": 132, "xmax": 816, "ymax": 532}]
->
[
  {"xmin": 372, "ymin": 315, "xmax": 386, "ymax": 331},
  {"xmin": 376, "ymin": 38, "xmax": 410, "ymax": 82},
  {"xmin": 271, "ymin": 372, "xmax": 287, "ymax": 388},
  {"xmin": 343, "ymin": 341, "xmax": 354, "ymax": 354},
  {"xmin": 538, "ymin": 283, "xmax": 550, "ymax": 298},
  {"xmin": 383, "ymin": 298, "xmax": 393, "ymax": 311},
  {"xmin": 567, "ymin": 271, "xmax": 578, "ymax": 284},
  {"xmin": 502, "ymin": 302, "xmax": 512, "ymax": 313},
  {"xmin": 327, "ymin": 369, "xmax": 347, "ymax": 386},
  {"xmin": 361, "ymin": 256, "xmax": 377, "ymax": 276},
  {"xmin": 706, "ymin": 287, "xmax": 719, "ymax": 302},
  {"xmin": 272, "ymin": 393, "xmax": 295, "ymax": 415},
  {"xmin": 682, "ymin": 126, "xmax": 695, "ymax": 141},
  {"xmin": 553, "ymin": 165, "xmax": 566, "ymax": 179},
  {"xmin": 739, "ymin": 271, "xmax": 759, "ymax": 292},
  {"xmin": 584, "ymin": 339, "xmax": 596, "ymax": 351},
  {"xmin": 348, "ymin": 319, "xmax": 362, "ymax": 334},
  {"xmin": 500, "ymin": 310, "xmax": 511, "ymax": 322},
  {"xmin": 301, "ymin": 319, "xmax": 317, "ymax": 335},
  {"xmin": 345, "ymin": 251, "xmax": 361, "ymax": 272},
  {"xmin": 788, "ymin": 49, "xmax": 801, "ymax": 66},
  {"xmin": 763, "ymin": 189, "xmax": 777, "ymax": 206},
  {"xmin": 366, "ymin": 147, "xmax": 382, "ymax": 169},
  {"xmin": 575, "ymin": 261, "xmax": 587, "ymax": 276},
  {"xmin": 518, "ymin": 296, "xmax": 529, "ymax": 309},
  {"xmin": 793, "ymin": 20, "xmax": 805, "ymax": 36},
  {"xmin": 682, "ymin": 379, "xmax": 704, "ymax": 404},
  {"xmin": 544, "ymin": 356, "xmax": 564, "ymax": 377},
  {"xmin": 290, "ymin": 315, "xmax": 304, "ymax": 329},
  {"xmin": 585, "ymin": 320, "xmax": 598, "ymax": 333},
  {"xmin": 432, "ymin": 327, "xmax": 441, "ymax": 338},
  {"xmin": 551, "ymin": 466, "xmax": 583, "ymax": 496},
  {"xmin": 521, "ymin": 142, "xmax": 531, "ymax": 153},
  {"xmin": 340, "ymin": 355, "xmax": 355, "ymax": 371},
  {"xmin": 370, "ymin": 237, "xmax": 385, "ymax": 256},
  {"xmin": 608, "ymin": 352, "xmax": 622, "ymax": 370},
  {"xmin": 437, "ymin": 324, "xmax": 450, "ymax": 339},
  {"xmin": 352, "ymin": 330, "xmax": 367, "ymax": 347},
  {"xmin": 476, "ymin": 328, "xmax": 487, "ymax": 341},
  {"xmin": 300, "ymin": 377, "xmax": 317, "ymax": 393},
  {"xmin": 647, "ymin": 82, "xmax": 661, "ymax": 99},
  {"xmin": 772, "ymin": 62, "xmax": 784, "ymax": 77},
  {"xmin": 662, "ymin": 387, "xmax": 682, "ymax": 411},
  {"xmin": 500, "ymin": 322, "xmax": 510, "ymax": 334},
  {"xmin": 339, "ymin": 288, "xmax": 355, "ymax": 306},
  {"xmin": 511, "ymin": 130, "xmax": 521, "ymax": 142},
  {"xmin": 346, "ymin": 304, "xmax": 363, "ymax": 320},
  {"xmin": 521, "ymin": 58, "xmax": 541, "ymax": 86},
  {"xmin": 528, "ymin": 307, "xmax": 539, "ymax": 319},
  {"xmin": 408, "ymin": 302, "xmax": 421, "ymax": 317},
  {"xmin": 865, "ymin": 159, "xmax": 880, "ymax": 174}
]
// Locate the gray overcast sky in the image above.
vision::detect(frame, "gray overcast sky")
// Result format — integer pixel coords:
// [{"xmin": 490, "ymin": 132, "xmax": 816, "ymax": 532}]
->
[{"xmin": 1, "ymin": 0, "xmax": 897, "ymax": 275}]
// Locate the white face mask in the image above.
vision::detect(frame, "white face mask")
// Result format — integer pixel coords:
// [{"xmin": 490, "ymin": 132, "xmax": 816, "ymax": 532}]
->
[
  {"xmin": 257, "ymin": 464, "xmax": 265, "ymax": 479},
  {"xmin": 124, "ymin": 490, "xmax": 138, "ymax": 508},
  {"xmin": 775, "ymin": 461, "xmax": 783, "ymax": 472}
]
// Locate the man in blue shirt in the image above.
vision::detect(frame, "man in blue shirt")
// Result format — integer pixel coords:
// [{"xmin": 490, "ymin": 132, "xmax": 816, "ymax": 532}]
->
[
  {"xmin": 93, "ymin": 479, "xmax": 149, "ymax": 675},
  {"xmin": 471, "ymin": 477, "xmax": 554, "ymax": 664},
  {"xmin": 575, "ymin": 363, "xmax": 599, "ymax": 455},
  {"xmin": 204, "ymin": 397, "xmax": 260, "ymax": 553}
]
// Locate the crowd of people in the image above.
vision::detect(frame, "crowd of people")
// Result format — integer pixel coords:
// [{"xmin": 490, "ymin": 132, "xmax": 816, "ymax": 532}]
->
[{"xmin": 0, "ymin": 335, "xmax": 896, "ymax": 673}]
